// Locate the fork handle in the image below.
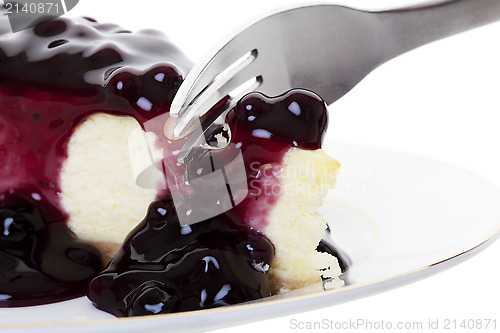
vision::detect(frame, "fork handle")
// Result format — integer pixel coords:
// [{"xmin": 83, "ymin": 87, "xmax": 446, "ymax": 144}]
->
[{"xmin": 375, "ymin": 0, "xmax": 500, "ymax": 62}]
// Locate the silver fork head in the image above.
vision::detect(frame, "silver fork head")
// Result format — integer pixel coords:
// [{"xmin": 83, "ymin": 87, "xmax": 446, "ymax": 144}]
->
[
  {"xmin": 170, "ymin": 0, "xmax": 500, "ymax": 144},
  {"xmin": 168, "ymin": 5, "xmax": 306, "ymax": 139},
  {"xmin": 167, "ymin": 0, "xmax": 500, "ymax": 175},
  {"xmin": 171, "ymin": 49, "xmax": 262, "ymax": 139},
  {"xmin": 168, "ymin": 3, "xmax": 408, "ymax": 168}
]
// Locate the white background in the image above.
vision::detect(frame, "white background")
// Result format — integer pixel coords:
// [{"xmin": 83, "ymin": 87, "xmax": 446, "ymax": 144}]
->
[{"xmin": 70, "ymin": 0, "xmax": 499, "ymax": 332}]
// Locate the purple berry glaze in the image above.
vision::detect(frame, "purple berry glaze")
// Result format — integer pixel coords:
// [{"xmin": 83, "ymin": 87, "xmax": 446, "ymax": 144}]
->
[
  {"xmin": 88, "ymin": 197, "xmax": 274, "ymax": 317},
  {"xmin": 226, "ymin": 89, "xmax": 328, "ymax": 230}
]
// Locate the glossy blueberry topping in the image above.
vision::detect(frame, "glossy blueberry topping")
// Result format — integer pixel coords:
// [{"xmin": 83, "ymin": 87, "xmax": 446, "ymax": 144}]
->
[
  {"xmin": 228, "ymin": 89, "xmax": 328, "ymax": 152},
  {"xmin": 88, "ymin": 197, "xmax": 274, "ymax": 317},
  {"xmin": 33, "ymin": 19, "xmax": 67, "ymax": 37},
  {"xmin": 0, "ymin": 190, "xmax": 102, "ymax": 307},
  {"xmin": 316, "ymin": 226, "xmax": 350, "ymax": 273},
  {"xmin": 226, "ymin": 89, "xmax": 329, "ymax": 229}
]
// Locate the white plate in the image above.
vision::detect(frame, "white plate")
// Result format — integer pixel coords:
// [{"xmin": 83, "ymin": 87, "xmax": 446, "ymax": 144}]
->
[{"xmin": 1, "ymin": 141, "xmax": 499, "ymax": 333}]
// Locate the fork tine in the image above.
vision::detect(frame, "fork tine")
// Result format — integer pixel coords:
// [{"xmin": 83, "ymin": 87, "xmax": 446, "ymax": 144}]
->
[
  {"xmin": 176, "ymin": 75, "xmax": 262, "ymax": 165},
  {"xmin": 171, "ymin": 40, "xmax": 257, "ymax": 117},
  {"xmin": 173, "ymin": 74, "xmax": 263, "ymax": 137},
  {"xmin": 169, "ymin": 3, "xmax": 283, "ymax": 120},
  {"xmin": 172, "ymin": 52, "xmax": 261, "ymax": 138},
  {"xmin": 170, "ymin": 4, "xmax": 301, "ymax": 139}
]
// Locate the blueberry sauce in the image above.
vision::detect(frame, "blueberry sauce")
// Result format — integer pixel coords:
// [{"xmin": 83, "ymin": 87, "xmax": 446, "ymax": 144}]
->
[
  {"xmin": 88, "ymin": 197, "xmax": 274, "ymax": 317},
  {"xmin": 316, "ymin": 226, "xmax": 350, "ymax": 273},
  {"xmin": 0, "ymin": 189, "xmax": 102, "ymax": 306},
  {"xmin": 226, "ymin": 90, "xmax": 328, "ymax": 230}
]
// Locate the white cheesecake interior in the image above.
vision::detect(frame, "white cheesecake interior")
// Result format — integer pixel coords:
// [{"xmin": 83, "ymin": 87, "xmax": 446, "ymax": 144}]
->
[
  {"xmin": 61, "ymin": 113, "xmax": 157, "ymax": 261},
  {"xmin": 264, "ymin": 148, "xmax": 343, "ymax": 294}
]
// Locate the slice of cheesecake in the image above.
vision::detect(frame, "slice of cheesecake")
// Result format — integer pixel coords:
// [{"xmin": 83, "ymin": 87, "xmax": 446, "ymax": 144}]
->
[
  {"xmin": 61, "ymin": 114, "xmax": 342, "ymax": 293},
  {"xmin": 66, "ymin": 89, "xmax": 343, "ymax": 304},
  {"xmin": 0, "ymin": 12, "xmax": 344, "ymax": 312}
]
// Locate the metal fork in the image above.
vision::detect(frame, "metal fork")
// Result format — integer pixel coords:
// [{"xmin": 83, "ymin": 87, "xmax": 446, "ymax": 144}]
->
[{"xmin": 169, "ymin": 0, "xmax": 500, "ymax": 163}]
